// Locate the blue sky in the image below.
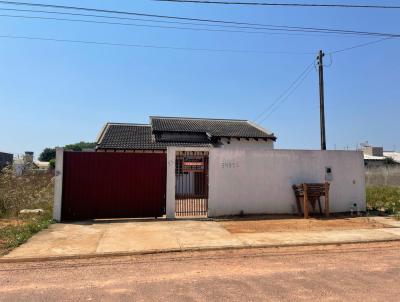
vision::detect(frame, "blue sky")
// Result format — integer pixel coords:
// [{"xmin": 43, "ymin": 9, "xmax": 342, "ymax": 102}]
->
[{"xmin": 0, "ymin": 0, "xmax": 399, "ymax": 156}]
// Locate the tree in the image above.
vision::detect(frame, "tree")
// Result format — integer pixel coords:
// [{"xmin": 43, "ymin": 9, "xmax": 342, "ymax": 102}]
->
[
  {"xmin": 39, "ymin": 148, "xmax": 56, "ymax": 162},
  {"xmin": 39, "ymin": 142, "xmax": 96, "ymax": 162},
  {"xmin": 64, "ymin": 141, "xmax": 96, "ymax": 151},
  {"xmin": 384, "ymin": 157, "xmax": 397, "ymax": 166}
]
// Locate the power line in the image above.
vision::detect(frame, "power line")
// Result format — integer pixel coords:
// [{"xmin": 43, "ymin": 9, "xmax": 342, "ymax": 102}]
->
[
  {"xmin": 0, "ymin": 13, "xmax": 377, "ymax": 39},
  {"xmin": 0, "ymin": 13, "xmax": 321, "ymax": 37},
  {"xmin": 155, "ymin": 0, "xmax": 400, "ymax": 9},
  {"xmin": 0, "ymin": 2, "xmax": 399, "ymax": 38},
  {"xmin": 253, "ymin": 62, "xmax": 314, "ymax": 123},
  {"xmin": 0, "ymin": 27, "xmax": 392, "ymax": 57},
  {"xmin": 258, "ymin": 65, "xmax": 314, "ymax": 122},
  {"xmin": 0, "ymin": 7, "xmax": 282, "ymax": 31},
  {"xmin": 0, "ymin": 34, "xmax": 317, "ymax": 55},
  {"xmin": 2, "ymin": 12, "xmax": 399, "ymax": 39},
  {"xmin": 329, "ymin": 37, "xmax": 394, "ymax": 54},
  {"xmin": 253, "ymin": 35, "xmax": 394, "ymax": 122}
]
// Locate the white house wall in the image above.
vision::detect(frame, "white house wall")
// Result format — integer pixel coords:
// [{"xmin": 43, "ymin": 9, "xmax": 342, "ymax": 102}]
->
[{"xmin": 208, "ymin": 149, "xmax": 366, "ymax": 217}]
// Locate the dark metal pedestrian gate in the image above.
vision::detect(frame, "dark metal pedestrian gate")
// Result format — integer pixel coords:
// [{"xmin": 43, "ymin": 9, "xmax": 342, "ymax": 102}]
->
[
  {"xmin": 62, "ymin": 151, "xmax": 166, "ymax": 221},
  {"xmin": 175, "ymin": 151, "xmax": 209, "ymax": 217}
]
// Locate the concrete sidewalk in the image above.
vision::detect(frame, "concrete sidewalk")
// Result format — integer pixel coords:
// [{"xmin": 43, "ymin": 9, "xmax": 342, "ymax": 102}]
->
[{"xmin": 3, "ymin": 218, "xmax": 400, "ymax": 260}]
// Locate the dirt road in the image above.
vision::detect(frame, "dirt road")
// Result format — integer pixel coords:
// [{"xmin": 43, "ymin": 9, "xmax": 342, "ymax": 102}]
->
[{"xmin": 1, "ymin": 242, "xmax": 400, "ymax": 301}]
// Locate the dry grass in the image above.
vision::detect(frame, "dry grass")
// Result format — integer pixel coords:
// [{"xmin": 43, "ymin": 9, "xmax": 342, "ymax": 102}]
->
[
  {"xmin": 0, "ymin": 166, "xmax": 53, "ymax": 217},
  {"xmin": 367, "ymin": 186, "xmax": 400, "ymax": 215},
  {"xmin": 0, "ymin": 166, "xmax": 54, "ymax": 255}
]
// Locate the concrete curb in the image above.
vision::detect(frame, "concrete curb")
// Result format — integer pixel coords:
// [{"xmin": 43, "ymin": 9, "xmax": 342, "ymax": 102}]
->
[{"xmin": 1, "ymin": 237, "xmax": 400, "ymax": 264}]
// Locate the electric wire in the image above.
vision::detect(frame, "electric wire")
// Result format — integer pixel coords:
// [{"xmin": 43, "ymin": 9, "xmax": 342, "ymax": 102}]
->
[
  {"xmin": 2, "ymin": 13, "xmax": 390, "ymax": 38},
  {"xmin": 0, "ymin": 34, "xmax": 315, "ymax": 55},
  {"xmin": 258, "ymin": 66, "xmax": 313, "ymax": 122},
  {"xmin": 253, "ymin": 62, "xmax": 314, "ymax": 123},
  {"xmin": 0, "ymin": 2, "xmax": 399, "ymax": 38},
  {"xmin": 254, "ymin": 35, "xmax": 394, "ymax": 121},
  {"xmin": 155, "ymin": 0, "xmax": 400, "ymax": 9},
  {"xmin": 329, "ymin": 37, "xmax": 394, "ymax": 54}
]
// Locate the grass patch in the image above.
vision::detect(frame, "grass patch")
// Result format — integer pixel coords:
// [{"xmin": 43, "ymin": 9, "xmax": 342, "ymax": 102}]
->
[
  {"xmin": 366, "ymin": 186, "xmax": 400, "ymax": 215},
  {"xmin": 0, "ymin": 214, "xmax": 53, "ymax": 255}
]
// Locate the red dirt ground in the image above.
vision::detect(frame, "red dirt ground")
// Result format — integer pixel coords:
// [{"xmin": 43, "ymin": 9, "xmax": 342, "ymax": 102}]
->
[{"xmin": 218, "ymin": 216, "xmax": 389, "ymax": 233}]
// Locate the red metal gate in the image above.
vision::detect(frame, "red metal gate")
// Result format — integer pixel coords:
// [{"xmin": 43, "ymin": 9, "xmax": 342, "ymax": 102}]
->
[{"xmin": 62, "ymin": 151, "xmax": 166, "ymax": 221}]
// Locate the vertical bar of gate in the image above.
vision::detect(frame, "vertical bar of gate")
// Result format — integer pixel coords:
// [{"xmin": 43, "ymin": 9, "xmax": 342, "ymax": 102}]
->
[
  {"xmin": 202, "ymin": 155, "xmax": 205, "ymax": 215},
  {"xmin": 176, "ymin": 157, "xmax": 179, "ymax": 217},
  {"xmin": 205, "ymin": 154, "xmax": 209, "ymax": 216},
  {"xmin": 181, "ymin": 154, "xmax": 183, "ymax": 217},
  {"xmin": 181, "ymin": 154, "xmax": 184, "ymax": 217},
  {"xmin": 184, "ymin": 156, "xmax": 187, "ymax": 216},
  {"xmin": 176, "ymin": 154, "xmax": 179, "ymax": 217},
  {"xmin": 192, "ymin": 170, "xmax": 195, "ymax": 216}
]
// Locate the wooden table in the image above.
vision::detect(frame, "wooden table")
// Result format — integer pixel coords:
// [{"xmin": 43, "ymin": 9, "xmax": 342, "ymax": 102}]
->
[{"xmin": 292, "ymin": 183, "xmax": 330, "ymax": 219}]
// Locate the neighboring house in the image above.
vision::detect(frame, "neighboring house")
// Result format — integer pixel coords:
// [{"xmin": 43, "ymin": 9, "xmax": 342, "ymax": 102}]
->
[
  {"xmin": 96, "ymin": 116, "xmax": 277, "ymax": 152},
  {"xmin": 383, "ymin": 151, "xmax": 400, "ymax": 164},
  {"xmin": 33, "ymin": 160, "xmax": 50, "ymax": 171},
  {"xmin": 361, "ymin": 144, "xmax": 400, "ymax": 167},
  {"xmin": 14, "ymin": 151, "xmax": 50, "ymax": 176},
  {"xmin": 0, "ymin": 151, "xmax": 13, "ymax": 170}
]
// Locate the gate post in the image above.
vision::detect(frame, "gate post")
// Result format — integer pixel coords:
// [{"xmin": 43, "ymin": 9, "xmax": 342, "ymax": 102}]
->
[
  {"xmin": 53, "ymin": 147, "xmax": 64, "ymax": 222},
  {"xmin": 166, "ymin": 147, "xmax": 176, "ymax": 219}
]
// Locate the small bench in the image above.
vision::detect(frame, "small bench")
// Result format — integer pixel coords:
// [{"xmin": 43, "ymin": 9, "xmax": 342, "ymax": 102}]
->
[{"xmin": 292, "ymin": 183, "xmax": 330, "ymax": 219}]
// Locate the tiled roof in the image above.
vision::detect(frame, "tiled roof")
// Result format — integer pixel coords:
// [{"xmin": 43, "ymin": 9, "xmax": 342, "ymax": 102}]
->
[
  {"xmin": 97, "ymin": 123, "xmax": 212, "ymax": 150},
  {"xmin": 150, "ymin": 116, "xmax": 276, "ymax": 139}
]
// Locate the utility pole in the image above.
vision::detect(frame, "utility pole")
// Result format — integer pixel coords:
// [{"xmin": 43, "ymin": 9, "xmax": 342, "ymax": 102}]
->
[{"xmin": 317, "ymin": 50, "xmax": 326, "ymax": 150}]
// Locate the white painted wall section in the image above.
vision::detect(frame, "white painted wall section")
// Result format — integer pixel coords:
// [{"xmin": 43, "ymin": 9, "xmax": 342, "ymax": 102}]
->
[
  {"xmin": 166, "ymin": 148, "xmax": 176, "ymax": 219},
  {"xmin": 53, "ymin": 147, "xmax": 64, "ymax": 221},
  {"xmin": 208, "ymin": 149, "xmax": 366, "ymax": 217}
]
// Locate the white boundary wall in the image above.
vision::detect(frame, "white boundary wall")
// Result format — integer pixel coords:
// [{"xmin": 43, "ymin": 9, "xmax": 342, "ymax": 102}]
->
[
  {"xmin": 208, "ymin": 149, "xmax": 366, "ymax": 217},
  {"xmin": 53, "ymin": 147, "xmax": 64, "ymax": 222}
]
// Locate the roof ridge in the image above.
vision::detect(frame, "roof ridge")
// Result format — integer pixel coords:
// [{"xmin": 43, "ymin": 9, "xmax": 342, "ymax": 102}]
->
[
  {"xmin": 246, "ymin": 120, "xmax": 274, "ymax": 136},
  {"xmin": 150, "ymin": 116, "xmax": 248, "ymax": 122},
  {"xmin": 107, "ymin": 122, "xmax": 151, "ymax": 127}
]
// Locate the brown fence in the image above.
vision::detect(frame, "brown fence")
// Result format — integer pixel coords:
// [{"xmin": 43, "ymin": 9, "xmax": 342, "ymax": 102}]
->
[{"xmin": 62, "ymin": 151, "xmax": 166, "ymax": 221}]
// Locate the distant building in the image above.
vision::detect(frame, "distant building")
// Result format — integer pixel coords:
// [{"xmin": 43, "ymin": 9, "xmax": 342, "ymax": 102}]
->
[
  {"xmin": 383, "ymin": 151, "xmax": 400, "ymax": 164},
  {"xmin": 14, "ymin": 151, "xmax": 50, "ymax": 176},
  {"xmin": 0, "ymin": 151, "xmax": 13, "ymax": 170},
  {"xmin": 33, "ymin": 160, "xmax": 50, "ymax": 170},
  {"xmin": 361, "ymin": 144, "xmax": 400, "ymax": 167}
]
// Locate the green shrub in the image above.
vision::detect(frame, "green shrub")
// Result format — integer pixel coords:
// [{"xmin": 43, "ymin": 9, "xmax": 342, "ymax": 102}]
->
[
  {"xmin": 49, "ymin": 159, "xmax": 56, "ymax": 169},
  {"xmin": 366, "ymin": 186, "xmax": 400, "ymax": 214}
]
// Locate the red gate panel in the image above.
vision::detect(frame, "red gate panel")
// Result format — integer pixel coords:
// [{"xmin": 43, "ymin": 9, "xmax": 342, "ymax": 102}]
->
[{"xmin": 61, "ymin": 152, "xmax": 166, "ymax": 221}]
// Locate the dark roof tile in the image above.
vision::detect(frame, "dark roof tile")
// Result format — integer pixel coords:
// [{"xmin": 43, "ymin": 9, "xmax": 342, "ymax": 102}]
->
[
  {"xmin": 150, "ymin": 117, "xmax": 275, "ymax": 139},
  {"xmin": 97, "ymin": 117, "xmax": 276, "ymax": 150},
  {"xmin": 97, "ymin": 124, "xmax": 211, "ymax": 150}
]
